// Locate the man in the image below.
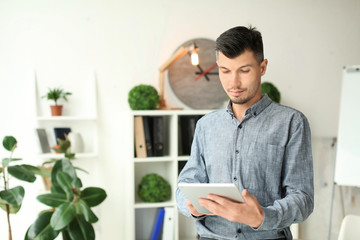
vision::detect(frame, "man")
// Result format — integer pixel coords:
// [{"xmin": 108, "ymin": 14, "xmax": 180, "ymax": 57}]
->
[{"xmin": 176, "ymin": 26, "xmax": 314, "ymax": 240}]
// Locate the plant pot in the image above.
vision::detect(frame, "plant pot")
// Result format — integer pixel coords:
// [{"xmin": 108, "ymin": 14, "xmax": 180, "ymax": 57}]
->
[{"xmin": 50, "ymin": 105, "xmax": 63, "ymax": 116}]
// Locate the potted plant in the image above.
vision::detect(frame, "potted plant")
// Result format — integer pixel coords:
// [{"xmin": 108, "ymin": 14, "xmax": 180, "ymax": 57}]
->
[
  {"xmin": 42, "ymin": 87, "xmax": 72, "ymax": 116},
  {"xmin": 0, "ymin": 136, "xmax": 50, "ymax": 240},
  {"xmin": 128, "ymin": 84, "xmax": 159, "ymax": 110},
  {"xmin": 261, "ymin": 82, "xmax": 281, "ymax": 103},
  {"xmin": 25, "ymin": 135, "xmax": 107, "ymax": 240}
]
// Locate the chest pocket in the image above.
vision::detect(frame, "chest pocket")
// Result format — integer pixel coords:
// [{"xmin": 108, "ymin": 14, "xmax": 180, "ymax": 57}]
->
[{"xmin": 241, "ymin": 142, "xmax": 285, "ymax": 205}]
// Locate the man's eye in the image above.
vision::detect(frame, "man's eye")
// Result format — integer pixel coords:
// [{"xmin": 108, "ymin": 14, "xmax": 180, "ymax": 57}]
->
[
  {"xmin": 221, "ymin": 70, "xmax": 230, "ymax": 74},
  {"xmin": 241, "ymin": 69, "xmax": 250, "ymax": 73}
]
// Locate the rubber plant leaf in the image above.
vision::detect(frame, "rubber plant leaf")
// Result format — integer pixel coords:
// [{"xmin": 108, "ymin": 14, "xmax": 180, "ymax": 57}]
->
[
  {"xmin": 0, "ymin": 197, "xmax": 21, "ymax": 214},
  {"xmin": 50, "ymin": 202, "xmax": 76, "ymax": 231},
  {"xmin": 2, "ymin": 157, "xmax": 22, "ymax": 166},
  {"xmin": 80, "ymin": 187, "xmax": 107, "ymax": 207},
  {"xmin": 25, "ymin": 211, "xmax": 60, "ymax": 240},
  {"xmin": 61, "ymin": 229, "xmax": 72, "ymax": 240},
  {"xmin": 78, "ymin": 200, "xmax": 98, "ymax": 223},
  {"xmin": 0, "ymin": 186, "xmax": 24, "ymax": 206},
  {"xmin": 8, "ymin": 165, "xmax": 36, "ymax": 182},
  {"xmin": 2, "ymin": 136, "xmax": 17, "ymax": 152},
  {"xmin": 56, "ymin": 171, "xmax": 74, "ymax": 200},
  {"xmin": 22, "ymin": 164, "xmax": 51, "ymax": 178},
  {"xmin": 37, "ymin": 193, "xmax": 67, "ymax": 207},
  {"xmin": 51, "ymin": 159, "xmax": 77, "ymax": 194},
  {"xmin": 68, "ymin": 216, "xmax": 95, "ymax": 240}
]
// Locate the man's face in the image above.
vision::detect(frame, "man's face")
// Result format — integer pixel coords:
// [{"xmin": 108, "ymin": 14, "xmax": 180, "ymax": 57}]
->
[{"xmin": 217, "ymin": 50, "xmax": 267, "ymax": 106}]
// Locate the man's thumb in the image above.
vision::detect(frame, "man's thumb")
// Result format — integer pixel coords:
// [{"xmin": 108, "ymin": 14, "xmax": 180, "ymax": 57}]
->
[{"xmin": 242, "ymin": 189, "xmax": 250, "ymax": 201}]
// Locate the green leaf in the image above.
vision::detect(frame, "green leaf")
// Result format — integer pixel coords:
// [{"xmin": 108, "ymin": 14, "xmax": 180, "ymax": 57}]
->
[
  {"xmin": 51, "ymin": 159, "xmax": 77, "ymax": 194},
  {"xmin": 61, "ymin": 229, "xmax": 72, "ymax": 240},
  {"xmin": 8, "ymin": 165, "xmax": 36, "ymax": 182},
  {"xmin": 78, "ymin": 200, "xmax": 98, "ymax": 223},
  {"xmin": 74, "ymin": 166, "xmax": 89, "ymax": 174},
  {"xmin": 80, "ymin": 187, "xmax": 107, "ymax": 207},
  {"xmin": 50, "ymin": 202, "xmax": 76, "ymax": 231},
  {"xmin": 64, "ymin": 153, "xmax": 75, "ymax": 160},
  {"xmin": 37, "ymin": 193, "xmax": 67, "ymax": 207},
  {"xmin": 68, "ymin": 216, "xmax": 95, "ymax": 240},
  {"xmin": 56, "ymin": 172, "xmax": 74, "ymax": 200},
  {"xmin": 0, "ymin": 198, "xmax": 21, "ymax": 214},
  {"xmin": 22, "ymin": 164, "xmax": 51, "ymax": 177},
  {"xmin": 74, "ymin": 177, "xmax": 83, "ymax": 189},
  {"xmin": 2, "ymin": 136, "xmax": 17, "ymax": 152},
  {"xmin": 2, "ymin": 157, "xmax": 22, "ymax": 166},
  {"xmin": 0, "ymin": 186, "xmax": 24, "ymax": 206},
  {"xmin": 26, "ymin": 211, "xmax": 60, "ymax": 240}
]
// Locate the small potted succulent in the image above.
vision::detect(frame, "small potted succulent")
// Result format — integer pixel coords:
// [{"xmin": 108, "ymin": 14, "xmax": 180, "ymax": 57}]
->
[{"xmin": 42, "ymin": 87, "xmax": 72, "ymax": 116}]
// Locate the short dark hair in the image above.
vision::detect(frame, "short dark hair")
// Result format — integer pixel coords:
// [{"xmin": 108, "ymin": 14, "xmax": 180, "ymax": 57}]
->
[{"xmin": 215, "ymin": 26, "xmax": 264, "ymax": 64}]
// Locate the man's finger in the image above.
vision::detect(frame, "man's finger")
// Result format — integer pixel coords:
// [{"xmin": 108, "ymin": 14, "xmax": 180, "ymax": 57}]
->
[{"xmin": 186, "ymin": 200, "xmax": 204, "ymax": 217}]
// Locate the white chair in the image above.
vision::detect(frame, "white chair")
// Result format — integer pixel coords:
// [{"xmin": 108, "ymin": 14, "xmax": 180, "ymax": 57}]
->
[{"xmin": 338, "ymin": 214, "xmax": 360, "ymax": 240}]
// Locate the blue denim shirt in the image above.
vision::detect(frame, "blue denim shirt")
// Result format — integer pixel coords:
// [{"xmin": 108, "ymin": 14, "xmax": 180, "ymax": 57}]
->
[{"xmin": 176, "ymin": 95, "xmax": 314, "ymax": 240}]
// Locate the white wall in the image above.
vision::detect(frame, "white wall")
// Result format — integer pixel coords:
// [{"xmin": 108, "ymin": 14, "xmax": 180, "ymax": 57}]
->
[{"xmin": 0, "ymin": 0, "xmax": 360, "ymax": 239}]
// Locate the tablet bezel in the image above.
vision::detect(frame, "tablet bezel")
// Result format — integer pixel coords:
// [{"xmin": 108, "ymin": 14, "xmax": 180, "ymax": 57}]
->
[{"xmin": 178, "ymin": 183, "xmax": 245, "ymax": 214}]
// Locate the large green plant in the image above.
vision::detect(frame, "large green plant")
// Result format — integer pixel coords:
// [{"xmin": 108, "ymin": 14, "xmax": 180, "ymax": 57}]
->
[
  {"xmin": 0, "ymin": 136, "xmax": 50, "ymax": 240},
  {"xmin": 42, "ymin": 87, "xmax": 72, "ymax": 106},
  {"xmin": 25, "ymin": 136, "xmax": 107, "ymax": 240}
]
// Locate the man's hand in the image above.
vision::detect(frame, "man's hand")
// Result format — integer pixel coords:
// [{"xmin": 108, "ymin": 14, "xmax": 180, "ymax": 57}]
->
[
  {"xmin": 186, "ymin": 200, "xmax": 208, "ymax": 217},
  {"xmin": 198, "ymin": 189, "xmax": 264, "ymax": 228}
]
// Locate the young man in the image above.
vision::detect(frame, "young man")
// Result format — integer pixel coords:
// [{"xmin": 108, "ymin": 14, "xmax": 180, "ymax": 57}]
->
[{"xmin": 176, "ymin": 26, "xmax": 314, "ymax": 240}]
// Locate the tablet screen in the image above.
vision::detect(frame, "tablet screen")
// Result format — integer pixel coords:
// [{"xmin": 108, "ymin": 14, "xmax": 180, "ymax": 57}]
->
[{"xmin": 178, "ymin": 183, "xmax": 245, "ymax": 214}]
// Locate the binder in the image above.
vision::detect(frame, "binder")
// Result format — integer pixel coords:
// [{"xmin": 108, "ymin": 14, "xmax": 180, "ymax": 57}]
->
[
  {"xmin": 143, "ymin": 116, "xmax": 153, "ymax": 157},
  {"xmin": 36, "ymin": 128, "xmax": 51, "ymax": 153},
  {"xmin": 150, "ymin": 208, "xmax": 165, "ymax": 240},
  {"xmin": 54, "ymin": 127, "xmax": 71, "ymax": 144},
  {"xmin": 162, "ymin": 207, "xmax": 175, "ymax": 240},
  {"xmin": 180, "ymin": 116, "xmax": 199, "ymax": 155},
  {"xmin": 152, "ymin": 116, "xmax": 164, "ymax": 156},
  {"xmin": 134, "ymin": 116, "xmax": 147, "ymax": 158}
]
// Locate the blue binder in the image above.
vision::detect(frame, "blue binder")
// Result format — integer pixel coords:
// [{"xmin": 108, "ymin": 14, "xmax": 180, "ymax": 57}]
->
[{"xmin": 150, "ymin": 208, "xmax": 165, "ymax": 240}]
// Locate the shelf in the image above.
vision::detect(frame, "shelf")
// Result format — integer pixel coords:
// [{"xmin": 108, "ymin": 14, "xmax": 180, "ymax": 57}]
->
[
  {"xmin": 177, "ymin": 156, "xmax": 190, "ymax": 161},
  {"xmin": 134, "ymin": 201, "xmax": 175, "ymax": 209},
  {"xmin": 130, "ymin": 110, "xmax": 211, "ymax": 240},
  {"xmin": 36, "ymin": 116, "xmax": 97, "ymax": 121},
  {"xmin": 134, "ymin": 156, "xmax": 174, "ymax": 163},
  {"xmin": 38, "ymin": 152, "xmax": 98, "ymax": 159},
  {"xmin": 131, "ymin": 109, "xmax": 213, "ymax": 116}
]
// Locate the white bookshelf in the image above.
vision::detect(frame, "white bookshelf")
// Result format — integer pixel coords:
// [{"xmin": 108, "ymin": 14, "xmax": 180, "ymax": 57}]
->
[
  {"xmin": 34, "ymin": 72, "xmax": 99, "ymax": 160},
  {"xmin": 130, "ymin": 109, "xmax": 212, "ymax": 240}
]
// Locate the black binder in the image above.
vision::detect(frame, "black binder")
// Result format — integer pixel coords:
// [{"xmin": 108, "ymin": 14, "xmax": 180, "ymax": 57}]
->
[
  {"xmin": 152, "ymin": 116, "xmax": 164, "ymax": 156},
  {"xmin": 54, "ymin": 127, "xmax": 71, "ymax": 144},
  {"xmin": 142, "ymin": 116, "xmax": 153, "ymax": 157}
]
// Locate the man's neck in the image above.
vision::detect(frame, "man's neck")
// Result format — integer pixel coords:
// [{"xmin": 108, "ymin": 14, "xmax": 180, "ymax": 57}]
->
[{"xmin": 231, "ymin": 94, "xmax": 263, "ymax": 121}]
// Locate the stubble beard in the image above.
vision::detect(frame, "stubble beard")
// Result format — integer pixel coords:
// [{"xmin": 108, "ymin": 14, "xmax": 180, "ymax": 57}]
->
[{"xmin": 229, "ymin": 82, "xmax": 261, "ymax": 105}]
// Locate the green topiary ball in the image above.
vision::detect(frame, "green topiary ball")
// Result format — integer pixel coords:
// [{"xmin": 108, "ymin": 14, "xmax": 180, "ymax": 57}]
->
[
  {"xmin": 138, "ymin": 173, "xmax": 171, "ymax": 202},
  {"xmin": 128, "ymin": 84, "xmax": 159, "ymax": 110},
  {"xmin": 261, "ymin": 82, "xmax": 281, "ymax": 103}
]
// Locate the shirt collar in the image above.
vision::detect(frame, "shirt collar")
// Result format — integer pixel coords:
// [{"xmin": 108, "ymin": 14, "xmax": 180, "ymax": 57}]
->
[{"xmin": 225, "ymin": 94, "xmax": 273, "ymax": 118}]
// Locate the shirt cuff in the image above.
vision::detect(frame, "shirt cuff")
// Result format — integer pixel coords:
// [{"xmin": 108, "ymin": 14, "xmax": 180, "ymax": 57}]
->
[{"xmin": 252, "ymin": 206, "xmax": 278, "ymax": 231}]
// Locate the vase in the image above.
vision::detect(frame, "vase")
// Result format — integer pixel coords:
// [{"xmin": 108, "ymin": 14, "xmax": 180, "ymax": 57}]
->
[{"xmin": 68, "ymin": 132, "xmax": 84, "ymax": 153}]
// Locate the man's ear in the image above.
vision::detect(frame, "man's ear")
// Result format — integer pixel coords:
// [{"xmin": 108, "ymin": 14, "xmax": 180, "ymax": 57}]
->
[{"xmin": 260, "ymin": 59, "xmax": 268, "ymax": 76}]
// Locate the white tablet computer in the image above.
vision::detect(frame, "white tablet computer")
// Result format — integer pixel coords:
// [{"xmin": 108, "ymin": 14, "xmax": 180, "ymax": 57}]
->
[{"xmin": 178, "ymin": 183, "xmax": 245, "ymax": 214}]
